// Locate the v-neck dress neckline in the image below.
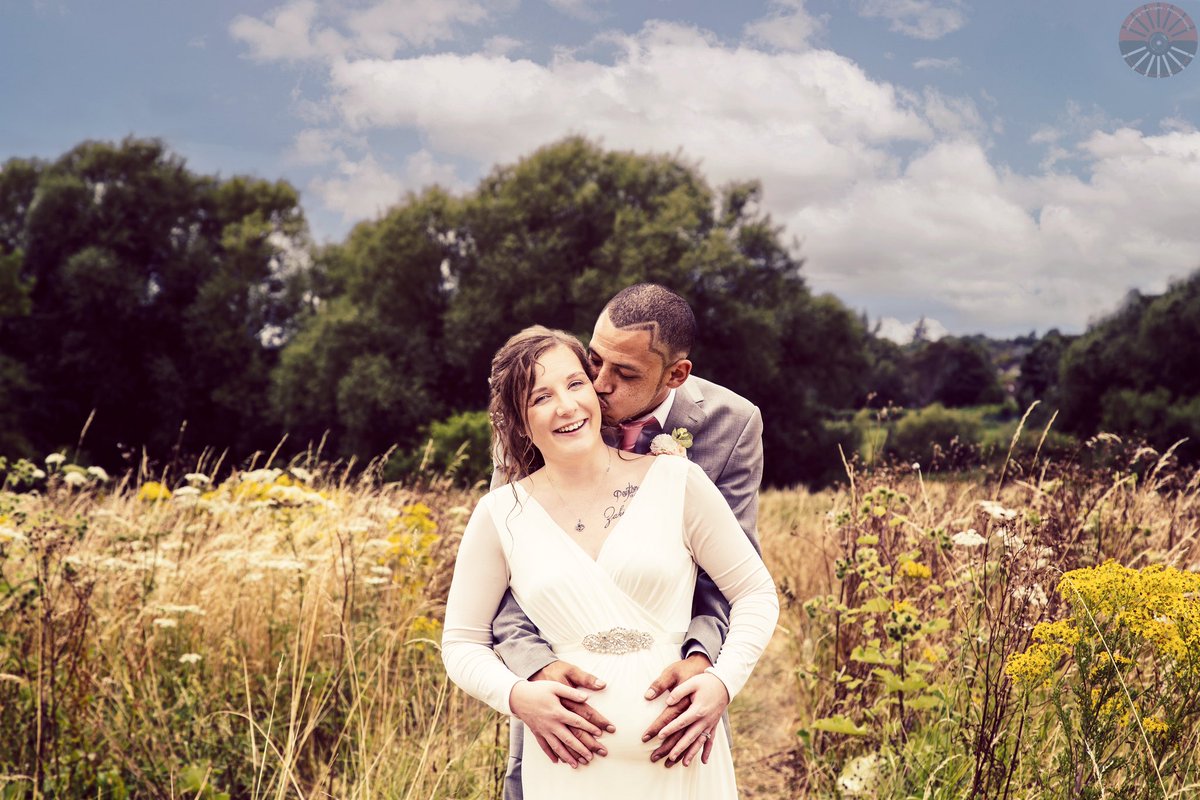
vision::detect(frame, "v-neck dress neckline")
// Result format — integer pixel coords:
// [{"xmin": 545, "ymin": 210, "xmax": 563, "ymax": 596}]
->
[{"xmin": 517, "ymin": 455, "xmax": 667, "ymax": 563}]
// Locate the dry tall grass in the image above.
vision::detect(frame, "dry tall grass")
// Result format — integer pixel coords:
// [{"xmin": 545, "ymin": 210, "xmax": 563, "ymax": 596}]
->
[{"xmin": 2, "ymin": 433, "xmax": 1199, "ymax": 798}]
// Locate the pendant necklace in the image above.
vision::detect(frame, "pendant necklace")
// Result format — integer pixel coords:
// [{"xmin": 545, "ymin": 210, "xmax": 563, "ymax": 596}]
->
[{"xmin": 545, "ymin": 449, "xmax": 612, "ymax": 533}]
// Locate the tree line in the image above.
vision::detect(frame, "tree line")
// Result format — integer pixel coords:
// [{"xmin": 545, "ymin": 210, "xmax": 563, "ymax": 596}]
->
[{"xmin": 1, "ymin": 137, "xmax": 1197, "ymax": 486}]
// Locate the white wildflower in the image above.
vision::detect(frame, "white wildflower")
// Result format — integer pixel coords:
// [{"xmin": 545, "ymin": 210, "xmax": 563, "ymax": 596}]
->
[
  {"xmin": 45, "ymin": 453, "xmax": 66, "ymax": 467},
  {"xmin": 978, "ymin": 500, "xmax": 1017, "ymax": 521},
  {"xmin": 0, "ymin": 526, "xmax": 27, "ymax": 544},
  {"xmin": 649, "ymin": 433, "xmax": 687, "ymax": 457},
  {"xmin": 369, "ymin": 565, "xmax": 392, "ymax": 576},
  {"xmin": 364, "ymin": 576, "xmax": 389, "ymax": 586},
  {"xmin": 86, "ymin": 466, "xmax": 109, "ymax": 481},
  {"xmin": 152, "ymin": 618, "xmax": 178, "ymax": 628},
  {"xmin": 911, "ymin": 462, "xmax": 921, "ymax": 471},
  {"xmin": 183, "ymin": 473, "xmax": 212, "ymax": 486},
  {"xmin": 290, "ymin": 467, "xmax": 314, "ymax": 483},
  {"xmin": 1014, "ymin": 583, "xmax": 1049, "ymax": 609},
  {"xmin": 240, "ymin": 468, "xmax": 282, "ymax": 484},
  {"xmin": 128, "ymin": 553, "xmax": 177, "ymax": 571},
  {"xmin": 173, "ymin": 486, "xmax": 201, "ymax": 498},
  {"xmin": 63, "ymin": 471, "xmax": 87, "ymax": 487},
  {"xmin": 951, "ymin": 529, "xmax": 987, "ymax": 548},
  {"xmin": 837, "ymin": 753, "xmax": 882, "ymax": 797},
  {"xmin": 995, "ymin": 527, "xmax": 1024, "ymax": 551},
  {"xmin": 155, "ymin": 604, "xmax": 205, "ymax": 616},
  {"xmin": 31, "ymin": 468, "xmax": 46, "ymax": 480},
  {"xmin": 261, "ymin": 558, "xmax": 306, "ymax": 571},
  {"xmin": 267, "ymin": 484, "xmax": 325, "ymax": 506},
  {"xmin": 178, "ymin": 653, "xmax": 202, "ymax": 665}
]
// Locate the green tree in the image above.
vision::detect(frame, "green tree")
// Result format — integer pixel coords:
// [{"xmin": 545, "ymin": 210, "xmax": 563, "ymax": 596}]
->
[
  {"xmin": 283, "ymin": 137, "xmax": 871, "ymax": 486},
  {"xmin": 272, "ymin": 188, "xmax": 457, "ymax": 458},
  {"xmin": 908, "ymin": 337, "xmax": 1004, "ymax": 408},
  {"xmin": 859, "ymin": 329, "xmax": 911, "ymax": 408},
  {"xmin": 1060, "ymin": 273, "xmax": 1200, "ymax": 457},
  {"xmin": 442, "ymin": 138, "xmax": 869, "ymax": 486},
  {"xmin": 0, "ymin": 138, "xmax": 310, "ymax": 464},
  {"xmin": 1015, "ymin": 329, "xmax": 1073, "ymax": 415},
  {"xmin": 0, "ymin": 249, "xmax": 34, "ymax": 456}
]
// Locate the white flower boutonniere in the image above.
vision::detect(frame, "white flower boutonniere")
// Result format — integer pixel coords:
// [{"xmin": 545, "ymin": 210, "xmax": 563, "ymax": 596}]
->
[{"xmin": 650, "ymin": 427, "xmax": 694, "ymax": 458}]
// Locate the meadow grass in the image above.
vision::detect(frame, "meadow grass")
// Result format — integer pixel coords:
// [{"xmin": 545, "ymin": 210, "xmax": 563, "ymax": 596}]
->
[{"xmin": 1, "ymin": 432, "xmax": 1199, "ymax": 799}]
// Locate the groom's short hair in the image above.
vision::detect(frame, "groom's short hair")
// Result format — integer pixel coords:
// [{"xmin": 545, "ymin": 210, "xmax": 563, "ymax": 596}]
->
[{"xmin": 603, "ymin": 283, "xmax": 697, "ymax": 361}]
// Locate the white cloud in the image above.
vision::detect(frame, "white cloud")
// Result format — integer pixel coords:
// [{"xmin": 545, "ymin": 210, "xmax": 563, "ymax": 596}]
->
[
  {"xmin": 230, "ymin": 0, "xmax": 495, "ymax": 62},
  {"xmin": 328, "ymin": 21, "xmax": 932, "ymax": 215},
  {"xmin": 344, "ymin": 0, "xmax": 491, "ymax": 56},
  {"xmin": 236, "ymin": 11, "xmax": 1200, "ymax": 335},
  {"xmin": 309, "ymin": 150, "xmax": 464, "ymax": 222},
  {"xmin": 912, "ymin": 56, "xmax": 960, "ymax": 71},
  {"xmin": 483, "ymin": 34, "xmax": 524, "ymax": 57},
  {"xmin": 920, "ymin": 88, "xmax": 985, "ymax": 138},
  {"xmin": 1028, "ymin": 101, "xmax": 1129, "ymax": 170},
  {"xmin": 286, "ymin": 128, "xmax": 367, "ymax": 166},
  {"xmin": 857, "ymin": 0, "xmax": 966, "ymax": 40},
  {"xmin": 230, "ymin": 0, "xmax": 343, "ymax": 62},
  {"xmin": 876, "ymin": 316, "xmax": 948, "ymax": 343},
  {"xmin": 743, "ymin": 0, "xmax": 826, "ymax": 51},
  {"xmin": 797, "ymin": 128, "xmax": 1200, "ymax": 333}
]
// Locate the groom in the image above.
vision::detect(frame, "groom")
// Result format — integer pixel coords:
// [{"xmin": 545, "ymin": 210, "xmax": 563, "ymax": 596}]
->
[{"xmin": 491, "ymin": 283, "xmax": 764, "ymax": 800}]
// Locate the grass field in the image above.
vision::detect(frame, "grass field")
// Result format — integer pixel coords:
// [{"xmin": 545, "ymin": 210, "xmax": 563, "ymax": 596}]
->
[{"xmin": 2, "ymin": 430, "xmax": 1199, "ymax": 798}]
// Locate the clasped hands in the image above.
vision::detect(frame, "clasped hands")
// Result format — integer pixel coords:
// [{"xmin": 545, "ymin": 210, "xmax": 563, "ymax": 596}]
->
[{"xmin": 507, "ymin": 653, "xmax": 728, "ymax": 769}]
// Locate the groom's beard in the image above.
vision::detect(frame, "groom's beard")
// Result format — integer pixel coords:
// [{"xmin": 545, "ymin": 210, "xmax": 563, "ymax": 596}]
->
[{"xmin": 596, "ymin": 378, "xmax": 671, "ymax": 426}]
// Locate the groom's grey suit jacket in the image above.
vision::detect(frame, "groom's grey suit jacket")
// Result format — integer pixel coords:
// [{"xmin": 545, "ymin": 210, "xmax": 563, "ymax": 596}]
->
[{"xmin": 490, "ymin": 375, "xmax": 763, "ymax": 800}]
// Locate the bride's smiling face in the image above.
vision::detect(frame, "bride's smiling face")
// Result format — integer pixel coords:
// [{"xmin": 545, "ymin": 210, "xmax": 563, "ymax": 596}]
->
[{"xmin": 524, "ymin": 344, "xmax": 603, "ymax": 459}]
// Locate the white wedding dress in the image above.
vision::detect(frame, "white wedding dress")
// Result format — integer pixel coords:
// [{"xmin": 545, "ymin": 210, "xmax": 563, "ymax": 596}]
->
[{"xmin": 442, "ymin": 455, "xmax": 778, "ymax": 800}]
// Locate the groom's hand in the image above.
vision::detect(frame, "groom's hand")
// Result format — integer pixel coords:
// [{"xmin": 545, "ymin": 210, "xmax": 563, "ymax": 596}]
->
[
  {"xmin": 641, "ymin": 653, "xmax": 714, "ymax": 767},
  {"xmin": 531, "ymin": 660, "xmax": 615, "ymax": 763}
]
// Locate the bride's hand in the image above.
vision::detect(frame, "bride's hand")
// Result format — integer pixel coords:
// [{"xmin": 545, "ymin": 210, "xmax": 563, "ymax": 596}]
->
[
  {"xmin": 509, "ymin": 681, "xmax": 606, "ymax": 768},
  {"xmin": 655, "ymin": 672, "xmax": 730, "ymax": 767}
]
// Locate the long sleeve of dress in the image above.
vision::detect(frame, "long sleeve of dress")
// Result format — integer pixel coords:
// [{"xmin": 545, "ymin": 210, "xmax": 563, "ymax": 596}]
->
[
  {"xmin": 681, "ymin": 460, "xmax": 779, "ymax": 701},
  {"xmin": 441, "ymin": 494, "xmax": 523, "ymax": 716}
]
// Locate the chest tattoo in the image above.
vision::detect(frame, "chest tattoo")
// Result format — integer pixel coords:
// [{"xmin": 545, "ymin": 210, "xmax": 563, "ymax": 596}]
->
[{"xmin": 603, "ymin": 482, "xmax": 640, "ymax": 529}]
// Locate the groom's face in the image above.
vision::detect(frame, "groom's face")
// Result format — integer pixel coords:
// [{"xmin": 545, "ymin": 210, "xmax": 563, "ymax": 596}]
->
[{"xmin": 587, "ymin": 312, "xmax": 674, "ymax": 425}]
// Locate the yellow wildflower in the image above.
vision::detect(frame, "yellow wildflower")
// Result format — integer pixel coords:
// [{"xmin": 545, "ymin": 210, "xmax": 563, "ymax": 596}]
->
[
  {"xmin": 1142, "ymin": 717, "xmax": 1169, "ymax": 737},
  {"xmin": 900, "ymin": 560, "xmax": 932, "ymax": 580},
  {"xmin": 1005, "ymin": 642, "xmax": 1068, "ymax": 688},
  {"xmin": 138, "ymin": 482, "xmax": 172, "ymax": 502}
]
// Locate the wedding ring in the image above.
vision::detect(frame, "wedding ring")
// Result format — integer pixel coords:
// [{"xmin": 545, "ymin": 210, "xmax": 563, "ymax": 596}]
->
[{"xmin": 698, "ymin": 731, "xmax": 712, "ymax": 740}]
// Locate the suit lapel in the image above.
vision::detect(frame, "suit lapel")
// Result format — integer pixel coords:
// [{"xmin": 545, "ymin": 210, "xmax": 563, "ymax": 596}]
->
[{"xmin": 665, "ymin": 377, "xmax": 706, "ymax": 433}]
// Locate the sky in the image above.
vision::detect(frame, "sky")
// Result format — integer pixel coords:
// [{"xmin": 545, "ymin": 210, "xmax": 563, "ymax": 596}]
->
[{"xmin": 3, "ymin": 0, "xmax": 1200, "ymax": 341}]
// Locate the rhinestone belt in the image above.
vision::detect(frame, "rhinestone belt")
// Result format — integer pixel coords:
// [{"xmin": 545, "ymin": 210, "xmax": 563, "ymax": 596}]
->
[{"xmin": 581, "ymin": 627, "xmax": 655, "ymax": 655}]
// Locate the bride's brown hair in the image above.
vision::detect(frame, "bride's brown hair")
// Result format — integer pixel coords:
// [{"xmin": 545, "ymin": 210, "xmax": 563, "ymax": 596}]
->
[{"xmin": 488, "ymin": 326, "xmax": 591, "ymax": 483}]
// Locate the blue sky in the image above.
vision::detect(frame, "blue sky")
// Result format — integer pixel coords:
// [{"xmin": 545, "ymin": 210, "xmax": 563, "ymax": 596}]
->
[{"xmin": 4, "ymin": 0, "xmax": 1200, "ymax": 340}]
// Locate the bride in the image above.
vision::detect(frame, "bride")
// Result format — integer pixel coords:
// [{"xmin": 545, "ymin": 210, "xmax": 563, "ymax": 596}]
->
[{"xmin": 442, "ymin": 326, "xmax": 778, "ymax": 799}]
